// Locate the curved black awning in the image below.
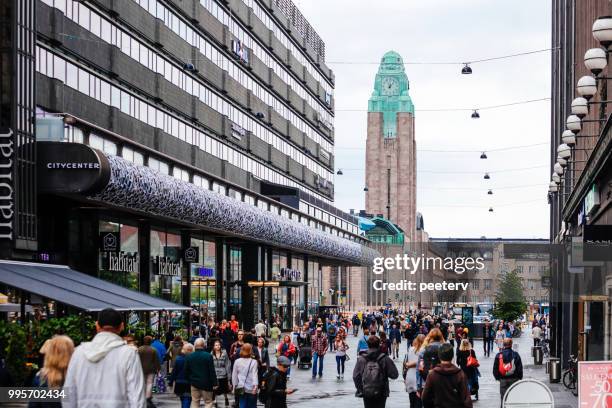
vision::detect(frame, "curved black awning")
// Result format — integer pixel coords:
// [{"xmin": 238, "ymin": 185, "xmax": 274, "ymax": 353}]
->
[
  {"xmin": 37, "ymin": 142, "xmax": 379, "ymax": 265},
  {"xmin": 0, "ymin": 260, "xmax": 190, "ymax": 312},
  {"xmin": 91, "ymin": 154, "xmax": 378, "ymax": 265}
]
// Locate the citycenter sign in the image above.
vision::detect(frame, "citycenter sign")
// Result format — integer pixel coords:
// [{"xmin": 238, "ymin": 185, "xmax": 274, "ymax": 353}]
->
[{"xmin": 0, "ymin": 129, "xmax": 14, "ymax": 240}]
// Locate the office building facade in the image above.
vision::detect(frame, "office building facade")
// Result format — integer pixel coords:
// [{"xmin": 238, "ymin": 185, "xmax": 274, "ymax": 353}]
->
[{"xmin": 0, "ymin": 0, "xmax": 377, "ymax": 330}]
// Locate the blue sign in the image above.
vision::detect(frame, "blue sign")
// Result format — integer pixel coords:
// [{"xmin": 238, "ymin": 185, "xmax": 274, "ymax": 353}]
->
[{"xmin": 197, "ymin": 267, "xmax": 215, "ymax": 278}]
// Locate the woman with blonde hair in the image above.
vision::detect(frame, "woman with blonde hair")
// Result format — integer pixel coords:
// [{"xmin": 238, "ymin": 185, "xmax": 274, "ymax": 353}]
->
[
  {"xmin": 30, "ymin": 335, "xmax": 74, "ymax": 408},
  {"xmin": 404, "ymin": 334, "xmax": 425, "ymax": 408},
  {"xmin": 419, "ymin": 328, "xmax": 445, "ymax": 382},
  {"xmin": 456, "ymin": 339, "xmax": 479, "ymax": 400}
]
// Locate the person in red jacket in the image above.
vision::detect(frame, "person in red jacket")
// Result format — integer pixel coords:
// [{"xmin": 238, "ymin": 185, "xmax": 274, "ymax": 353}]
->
[
  {"xmin": 422, "ymin": 343, "xmax": 473, "ymax": 408},
  {"xmin": 277, "ymin": 335, "xmax": 297, "ymax": 379}
]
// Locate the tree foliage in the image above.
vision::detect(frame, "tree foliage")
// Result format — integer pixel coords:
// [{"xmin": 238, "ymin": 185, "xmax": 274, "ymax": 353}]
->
[{"xmin": 493, "ymin": 269, "xmax": 527, "ymax": 322}]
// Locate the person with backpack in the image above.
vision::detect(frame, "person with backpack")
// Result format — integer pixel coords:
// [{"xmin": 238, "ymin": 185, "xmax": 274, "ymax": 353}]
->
[
  {"xmin": 259, "ymin": 356, "xmax": 295, "ymax": 408},
  {"xmin": 493, "ymin": 338, "xmax": 523, "ymax": 403},
  {"xmin": 421, "ymin": 343, "xmax": 473, "ymax": 408},
  {"xmin": 327, "ymin": 321, "xmax": 338, "ymax": 352},
  {"xmin": 352, "ymin": 335, "xmax": 398, "ymax": 408}
]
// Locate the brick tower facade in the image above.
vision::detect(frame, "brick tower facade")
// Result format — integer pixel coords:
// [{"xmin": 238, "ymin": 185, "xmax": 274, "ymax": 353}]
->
[{"xmin": 365, "ymin": 51, "xmax": 417, "ymax": 245}]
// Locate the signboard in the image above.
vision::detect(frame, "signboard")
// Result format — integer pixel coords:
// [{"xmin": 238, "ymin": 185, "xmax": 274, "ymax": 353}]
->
[
  {"xmin": 578, "ymin": 361, "xmax": 612, "ymax": 407},
  {"xmin": 541, "ymin": 276, "xmax": 552, "ymax": 288},
  {"xmin": 0, "ymin": 129, "xmax": 13, "ymax": 240},
  {"xmin": 183, "ymin": 246, "xmax": 199, "ymax": 263},
  {"xmin": 275, "ymin": 267, "xmax": 302, "ymax": 281},
  {"xmin": 196, "ymin": 267, "xmax": 214, "ymax": 278},
  {"xmin": 462, "ymin": 306, "xmax": 473, "ymax": 329},
  {"xmin": 99, "ymin": 232, "xmax": 120, "ymax": 252},
  {"xmin": 585, "ymin": 184, "xmax": 600, "ymax": 216},
  {"xmin": 230, "ymin": 122, "xmax": 246, "ymax": 140},
  {"xmin": 583, "ymin": 225, "xmax": 612, "ymax": 261},
  {"xmin": 107, "ymin": 252, "xmax": 139, "ymax": 273},
  {"xmin": 152, "ymin": 256, "xmax": 182, "ymax": 276}
]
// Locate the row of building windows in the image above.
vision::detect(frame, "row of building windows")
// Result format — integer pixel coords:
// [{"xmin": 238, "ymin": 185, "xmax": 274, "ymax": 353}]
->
[
  {"xmin": 36, "ymin": 47, "xmax": 335, "ymax": 203},
  {"xmin": 206, "ymin": 0, "xmax": 332, "ymax": 94},
  {"xmin": 57, "ymin": 120, "xmax": 360, "ymax": 237},
  {"xmin": 203, "ymin": 0, "xmax": 333, "ymax": 113},
  {"xmin": 128, "ymin": 0, "xmax": 332, "ymax": 140},
  {"xmin": 41, "ymin": 0, "xmax": 333, "ymax": 180}
]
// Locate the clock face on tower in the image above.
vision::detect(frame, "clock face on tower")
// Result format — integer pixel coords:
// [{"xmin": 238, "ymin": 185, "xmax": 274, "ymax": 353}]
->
[{"xmin": 381, "ymin": 77, "xmax": 399, "ymax": 96}]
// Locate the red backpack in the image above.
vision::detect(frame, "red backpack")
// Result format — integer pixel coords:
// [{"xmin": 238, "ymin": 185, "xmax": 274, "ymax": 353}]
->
[{"xmin": 498, "ymin": 352, "xmax": 516, "ymax": 377}]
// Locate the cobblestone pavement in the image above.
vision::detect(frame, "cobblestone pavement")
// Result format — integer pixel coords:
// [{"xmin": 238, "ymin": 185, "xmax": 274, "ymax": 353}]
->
[{"xmin": 154, "ymin": 327, "xmax": 578, "ymax": 407}]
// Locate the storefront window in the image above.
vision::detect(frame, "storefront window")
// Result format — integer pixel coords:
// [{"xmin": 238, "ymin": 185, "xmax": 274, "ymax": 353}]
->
[
  {"xmin": 150, "ymin": 229, "xmax": 182, "ymax": 304},
  {"xmin": 226, "ymin": 247, "xmax": 242, "ymax": 318},
  {"xmin": 98, "ymin": 220, "xmax": 139, "ymax": 290},
  {"xmin": 308, "ymin": 260, "xmax": 320, "ymax": 317},
  {"xmin": 190, "ymin": 238, "xmax": 216, "ymax": 324}
]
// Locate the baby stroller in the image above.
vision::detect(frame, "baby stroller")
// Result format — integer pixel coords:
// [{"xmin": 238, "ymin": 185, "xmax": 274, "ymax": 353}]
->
[{"xmin": 297, "ymin": 346, "xmax": 312, "ymax": 369}]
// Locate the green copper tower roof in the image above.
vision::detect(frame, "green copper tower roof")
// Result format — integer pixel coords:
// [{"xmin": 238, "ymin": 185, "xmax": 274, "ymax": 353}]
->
[{"xmin": 368, "ymin": 51, "xmax": 414, "ymax": 138}]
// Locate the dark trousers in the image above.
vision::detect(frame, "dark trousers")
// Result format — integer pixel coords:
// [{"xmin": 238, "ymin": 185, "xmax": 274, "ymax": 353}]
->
[
  {"xmin": 484, "ymin": 337, "xmax": 493, "ymax": 356},
  {"xmin": 364, "ymin": 397, "xmax": 387, "ymax": 408},
  {"xmin": 500, "ymin": 378, "xmax": 519, "ymax": 406},
  {"xmin": 409, "ymin": 391, "xmax": 422, "ymax": 408}
]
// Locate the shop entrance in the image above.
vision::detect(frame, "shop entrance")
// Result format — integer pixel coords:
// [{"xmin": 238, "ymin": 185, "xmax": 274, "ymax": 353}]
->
[{"xmin": 578, "ymin": 295, "xmax": 607, "ymax": 361}]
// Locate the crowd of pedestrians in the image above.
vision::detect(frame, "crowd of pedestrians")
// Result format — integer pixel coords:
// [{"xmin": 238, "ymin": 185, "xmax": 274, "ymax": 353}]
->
[{"xmin": 19, "ymin": 306, "xmax": 546, "ymax": 408}]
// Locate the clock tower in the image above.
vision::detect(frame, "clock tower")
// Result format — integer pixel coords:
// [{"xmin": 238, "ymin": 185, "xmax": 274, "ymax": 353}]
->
[{"xmin": 365, "ymin": 51, "xmax": 417, "ymax": 245}]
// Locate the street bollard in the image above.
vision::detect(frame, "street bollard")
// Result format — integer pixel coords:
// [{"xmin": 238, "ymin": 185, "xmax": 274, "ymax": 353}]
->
[
  {"xmin": 549, "ymin": 357, "xmax": 561, "ymax": 383},
  {"xmin": 533, "ymin": 346, "xmax": 543, "ymax": 365}
]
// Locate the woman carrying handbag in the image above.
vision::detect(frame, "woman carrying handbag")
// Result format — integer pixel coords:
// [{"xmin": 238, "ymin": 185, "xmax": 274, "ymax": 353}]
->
[
  {"xmin": 231, "ymin": 343, "xmax": 259, "ymax": 408},
  {"xmin": 456, "ymin": 339, "xmax": 480, "ymax": 400}
]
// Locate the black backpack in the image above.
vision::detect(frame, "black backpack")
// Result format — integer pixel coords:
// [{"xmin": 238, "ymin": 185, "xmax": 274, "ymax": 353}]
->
[{"xmin": 361, "ymin": 353, "xmax": 387, "ymax": 399}]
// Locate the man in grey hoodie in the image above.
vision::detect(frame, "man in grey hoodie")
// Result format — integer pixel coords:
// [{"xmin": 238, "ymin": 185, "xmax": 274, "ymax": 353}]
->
[{"xmin": 63, "ymin": 308, "xmax": 145, "ymax": 408}]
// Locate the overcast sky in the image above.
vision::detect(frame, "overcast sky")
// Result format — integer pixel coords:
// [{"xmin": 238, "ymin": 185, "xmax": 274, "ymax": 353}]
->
[{"xmin": 297, "ymin": 0, "xmax": 551, "ymax": 239}]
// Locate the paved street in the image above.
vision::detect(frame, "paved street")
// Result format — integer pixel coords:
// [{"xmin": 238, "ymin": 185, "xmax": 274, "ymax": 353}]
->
[{"xmin": 153, "ymin": 327, "xmax": 578, "ymax": 407}]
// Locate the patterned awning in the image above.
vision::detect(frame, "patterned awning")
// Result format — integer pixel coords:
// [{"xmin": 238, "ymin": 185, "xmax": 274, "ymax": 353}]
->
[{"xmin": 88, "ymin": 155, "xmax": 378, "ymax": 266}]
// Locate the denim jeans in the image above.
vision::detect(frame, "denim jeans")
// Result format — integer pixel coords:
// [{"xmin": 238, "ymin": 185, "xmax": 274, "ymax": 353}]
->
[
  {"xmin": 336, "ymin": 355, "xmax": 346, "ymax": 374},
  {"xmin": 180, "ymin": 395, "xmax": 192, "ymax": 408},
  {"xmin": 239, "ymin": 393, "xmax": 257, "ymax": 408},
  {"xmin": 312, "ymin": 352, "xmax": 324, "ymax": 377}
]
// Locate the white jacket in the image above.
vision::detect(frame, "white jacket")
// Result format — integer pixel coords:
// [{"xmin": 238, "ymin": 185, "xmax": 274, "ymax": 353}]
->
[{"xmin": 63, "ymin": 331, "xmax": 145, "ymax": 408}]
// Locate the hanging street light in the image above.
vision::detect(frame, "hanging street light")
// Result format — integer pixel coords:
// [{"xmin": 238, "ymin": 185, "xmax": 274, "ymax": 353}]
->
[
  {"xmin": 561, "ymin": 130, "xmax": 576, "ymax": 146},
  {"xmin": 557, "ymin": 143, "xmax": 572, "ymax": 159},
  {"xmin": 571, "ymin": 97, "xmax": 589, "ymax": 118},
  {"xmin": 566, "ymin": 115, "xmax": 582, "ymax": 134},
  {"xmin": 487, "ymin": 190, "xmax": 493, "ymax": 195},
  {"xmin": 471, "ymin": 110, "xmax": 480, "ymax": 119},
  {"xmin": 593, "ymin": 16, "xmax": 612, "ymax": 49},
  {"xmin": 577, "ymin": 75, "xmax": 598, "ymax": 100},
  {"xmin": 480, "ymin": 152, "xmax": 487, "ymax": 159},
  {"xmin": 336, "ymin": 169, "xmax": 343, "ymax": 175},
  {"xmin": 484, "ymin": 173, "xmax": 491, "ymax": 180},
  {"xmin": 584, "ymin": 48, "xmax": 608, "ymax": 76},
  {"xmin": 461, "ymin": 64, "xmax": 473, "ymax": 74}
]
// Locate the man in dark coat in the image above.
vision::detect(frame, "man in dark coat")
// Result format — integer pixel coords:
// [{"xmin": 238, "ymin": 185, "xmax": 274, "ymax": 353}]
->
[
  {"xmin": 185, "ymin": 338, "xmax": 218, "ymax": 408},
  {"xmin": 263, "ymin": 356, "xmax": 295, "ymax": 408},
  {"xmin": 422, "ymin": 343, "xmax": 473, "ymax": 408}
]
